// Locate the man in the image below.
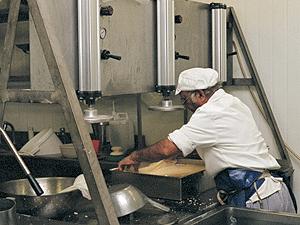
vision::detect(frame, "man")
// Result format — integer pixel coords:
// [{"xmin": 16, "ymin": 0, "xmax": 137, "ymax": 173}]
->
[{"xmin": 118, "ymin": 67, "xmax": 296, "ymax": 213}]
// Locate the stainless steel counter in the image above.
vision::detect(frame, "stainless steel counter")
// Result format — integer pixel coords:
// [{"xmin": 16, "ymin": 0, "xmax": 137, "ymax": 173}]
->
[
  {"xmin": 17, "ymin": 214, "xmax": 79, "ymax": 225},
  {"xmin": 180, "ymin": 206, "xmax": 300, "ymax": 225},
  {"xmin": 0, "ymin": 151, "xmax": 219, "ymax": 224},
  {"xmin": 60, "ymin": 201, "xmax": 195, "ymax": 225},
  {"xmin": 58, "ymin": 188, "xmax": 218, "ymax": 225}
]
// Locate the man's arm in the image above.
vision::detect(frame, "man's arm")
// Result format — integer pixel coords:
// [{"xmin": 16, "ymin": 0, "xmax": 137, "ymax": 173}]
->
[{"xmin": 118, "ymin": 138, "xmax": 182, "ymax": 171}]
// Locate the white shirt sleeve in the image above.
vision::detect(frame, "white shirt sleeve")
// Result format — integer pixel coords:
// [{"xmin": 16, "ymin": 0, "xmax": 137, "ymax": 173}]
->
[{"xmin": 168, "ymin": 110, "xmax": 217, "ymax": 156}]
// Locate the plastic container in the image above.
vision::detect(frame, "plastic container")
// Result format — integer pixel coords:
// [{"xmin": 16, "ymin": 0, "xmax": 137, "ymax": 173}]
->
[
  {"xmin": 60, "ymin": 141, "xmax": 100, "ymax": 158},
  {"xmin": 19, "ymin": 128, "xmax": 62, "ymax": 156},
  {"xmin": 109, "ymin": 112, "xmax": 134, "ymax": 151},
  {"xmin": 60, "ymin": 144, "xmax": 77, "ymax": 158},
  {"xmin": 110, "ymin": 146, "xmax": 123, "ymax": 156},
  {"xmin": 92, "ymin": 140, "xmax": 100, "ymax": 155}
]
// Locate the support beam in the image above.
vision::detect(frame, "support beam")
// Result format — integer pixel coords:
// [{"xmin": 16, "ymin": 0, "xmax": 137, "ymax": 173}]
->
[
  {"xmin": 26, "ymin": 0, "xmax": 119, "ymax": 224},
  {"xmin": 0, "ymin": 0, "xmax": 21, "ymax": 102},
  {"xmin": 0, "ymin": 102, "xmax": 6, "ymax": 125},
  {"xmin": 229, "ymin": 7, "xmax": 290, "ymax": 163},
  {"xmin": 7, "ymin": 90, "xmax": 57, "ymax": 103},
  {"xmin": 226, "ymin": 16, "xmax": 233, "ymax": 85}
]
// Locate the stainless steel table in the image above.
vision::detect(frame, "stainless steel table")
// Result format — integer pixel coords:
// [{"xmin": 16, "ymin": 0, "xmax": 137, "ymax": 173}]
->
[{"xmin": 18, "ymin": 214, "xmax": 79, "ymax": 225}]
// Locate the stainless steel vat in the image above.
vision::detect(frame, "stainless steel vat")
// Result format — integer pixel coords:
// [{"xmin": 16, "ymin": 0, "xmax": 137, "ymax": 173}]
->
[
  {"xmin": 111, "ymin": 159, "xmax": 210, "ymax": 201},
  {"xmin": 0, "ymin": 198, "xmax": 17, "ymax": 225},
  {"xmin": 111, "ymin": 170, "xmax": 202, "ymax": 201},
  {"xmin": 0, "ymin": 177, "xmax": 83, "ymax": 219}
]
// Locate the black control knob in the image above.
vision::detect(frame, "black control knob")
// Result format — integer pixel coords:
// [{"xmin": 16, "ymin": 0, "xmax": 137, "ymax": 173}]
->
[
  {"xmin": 100, "ymin": 6, "xmax": 114, "ymax": 16},
  {"xmin": 58, "ymin": 127, "xmax": 68, "ymax": 144},
  {"xmin": 175, "ymin": 15, "xmax": 183, "ymax": 24},
  {"xmin": 101, "ymin": 50, "xmax": 121, "ymax": 60},
  {"xmin": 175, "ymin": 51, "xmax": 190, "ymax": 60}
]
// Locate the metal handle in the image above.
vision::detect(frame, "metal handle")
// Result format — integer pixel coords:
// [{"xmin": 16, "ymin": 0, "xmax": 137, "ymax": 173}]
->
[
  {"xmin": 175, "ymin": 51, "xmax": 190, "ymax": 60},
  {"xmin": 26, "ymin": 174, "xmax": 44, "ymax": 196},
  {"xmin": 0, "ymin": 127, "xmax": 44, "ymax": 196},
  {"xmin": 227, "ymin": 51, "xmax": 237, "ymax": 57},
  {"xmin": 101, "ymin": 50, "xmax": 122, "ymax": 60},
  {"xmin": 108, "ymin": 54, "xmax": 122, "ymax": 60}
]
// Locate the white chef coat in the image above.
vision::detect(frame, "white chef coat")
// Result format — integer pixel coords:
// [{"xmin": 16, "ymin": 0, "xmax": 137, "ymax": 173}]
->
[
  {"xmin": 169, "ymin": 89, "xmax": 281, "ymax": 202},
  {"xmin": 168, "ymin": 89, "xmax": 280, "ymax": 176}
]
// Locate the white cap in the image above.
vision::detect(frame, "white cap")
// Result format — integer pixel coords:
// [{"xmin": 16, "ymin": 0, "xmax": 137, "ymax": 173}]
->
[{"xmin": 175, "ymin": 68, "xmax": 219, "ymax": 95}]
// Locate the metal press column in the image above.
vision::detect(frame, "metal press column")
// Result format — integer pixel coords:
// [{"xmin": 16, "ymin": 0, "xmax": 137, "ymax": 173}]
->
[
  {"xmin": 156, "ymin": 0, "xmax": 175, "ymax": 96},
  {"xmin": 78, "ymin": 0, "xmax": 102, "ymax": 106},
  {"xmin": 211, "ymin": 3, "xmax": 227, "ymax": 82}
]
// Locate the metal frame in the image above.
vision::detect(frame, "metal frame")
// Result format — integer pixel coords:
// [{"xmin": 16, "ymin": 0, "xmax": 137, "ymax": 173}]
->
[
  {"xmin": 226, "ymin": 7, "xmax": 291, "ymax": 165},
  {"xmin": 136, "ymin": 94, "xmax": 144, "ymax": 149},
  {"xmin": 0, "ymin": 1, "xmax": 119, "ymax": 224}
]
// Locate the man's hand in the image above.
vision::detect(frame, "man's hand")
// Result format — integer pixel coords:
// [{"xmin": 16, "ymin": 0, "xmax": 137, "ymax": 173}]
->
[
  {"xmin": 117, "ymin": 138, "xmax": 181, "ymax": 171},
  {"xmin": 118, "ymin": 153, "xmax": 140, "ymax": 172}
]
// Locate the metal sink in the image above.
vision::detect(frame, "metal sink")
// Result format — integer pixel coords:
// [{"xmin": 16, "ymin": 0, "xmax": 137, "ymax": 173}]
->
[{"xmin": 180, "ymin": 207, "xmax": 300, "ymax": 225}]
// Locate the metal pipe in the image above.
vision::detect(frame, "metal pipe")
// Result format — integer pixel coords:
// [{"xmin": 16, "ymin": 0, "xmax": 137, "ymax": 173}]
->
[
  {"xmin": 156, "ymin": 0, "xmax": 175, "ymax": 95},
  {"xmin": 211, "ymin": 3, "xmax": 227, "ymax": 82},
  {"xmin": 136, "ymin": 94, "xmax": 143, "ymax": 149},
  {"xmin": 0, "ymin": 127, "xmax": 44, "ymax": 196},
  {"xmin": 2, "ymin": 121, "xmax": 16, "ymax": 145},
  {"xmin": 78, "ymin": 0, "xmax": 101, "ymax": 105},
  {"xmin": 0, "ymin": 127, "xmax": 30, "ymax": 175}
]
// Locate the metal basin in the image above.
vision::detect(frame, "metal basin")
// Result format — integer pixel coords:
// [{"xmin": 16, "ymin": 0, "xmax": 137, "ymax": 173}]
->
[
  {"xmin": 180, "ymin": 207, "xmax": 300, "ymax": 225},
  {"xmin": 0, "ymin": 177, "xmax": 83, "ymax": 219},
  {"xmin": 109, "ymin": 184, "xmax": 146, "ymax": 217}
]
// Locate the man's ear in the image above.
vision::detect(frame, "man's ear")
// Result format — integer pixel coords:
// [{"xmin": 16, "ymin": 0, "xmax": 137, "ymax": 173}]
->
[
  {"xmin": 197, "ymin": 90, "xmax": 206, "ymax": 98},
  {"xmin": 191, "ymin": 92, "xmax": 198, "ymax": 103},
  {"xmin": 191, "ymin": 90, "xmax": 206, "ymax": 103}
]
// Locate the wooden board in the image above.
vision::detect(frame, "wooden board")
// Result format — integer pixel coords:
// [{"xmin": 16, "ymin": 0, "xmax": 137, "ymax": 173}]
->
[{"xmin": 137, "ymin": 159, "xmax": 205, "ymax": 178}]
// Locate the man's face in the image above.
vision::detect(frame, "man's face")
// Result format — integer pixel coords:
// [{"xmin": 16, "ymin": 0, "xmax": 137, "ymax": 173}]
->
[{"xmin": 179, "ymin": 91, "xmax": 200, "ymax": 112}]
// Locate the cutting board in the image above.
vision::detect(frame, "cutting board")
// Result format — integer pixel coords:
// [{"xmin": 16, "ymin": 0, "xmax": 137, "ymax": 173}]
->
[{"xmin": 137, "ymin": 159, "xmax": 205, "ymax": 178}]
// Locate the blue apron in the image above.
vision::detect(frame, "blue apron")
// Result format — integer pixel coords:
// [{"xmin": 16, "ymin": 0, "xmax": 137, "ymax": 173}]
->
[{"xmin": 214, "ymin": 168, "xmax": 265, "ymax": 207}]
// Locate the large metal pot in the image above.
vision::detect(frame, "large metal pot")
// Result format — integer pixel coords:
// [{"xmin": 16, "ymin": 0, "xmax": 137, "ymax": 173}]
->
[
  {"xmin": 109, "ymin": 184, "xmax": 170, "ymax": 217},
  {"xmin": 0, "ymin": 177, "xmax": 83, "ymax": 219},
  {"xmin": 109, "ymin": 184, "xmax": 146, "ymax": 217}
]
